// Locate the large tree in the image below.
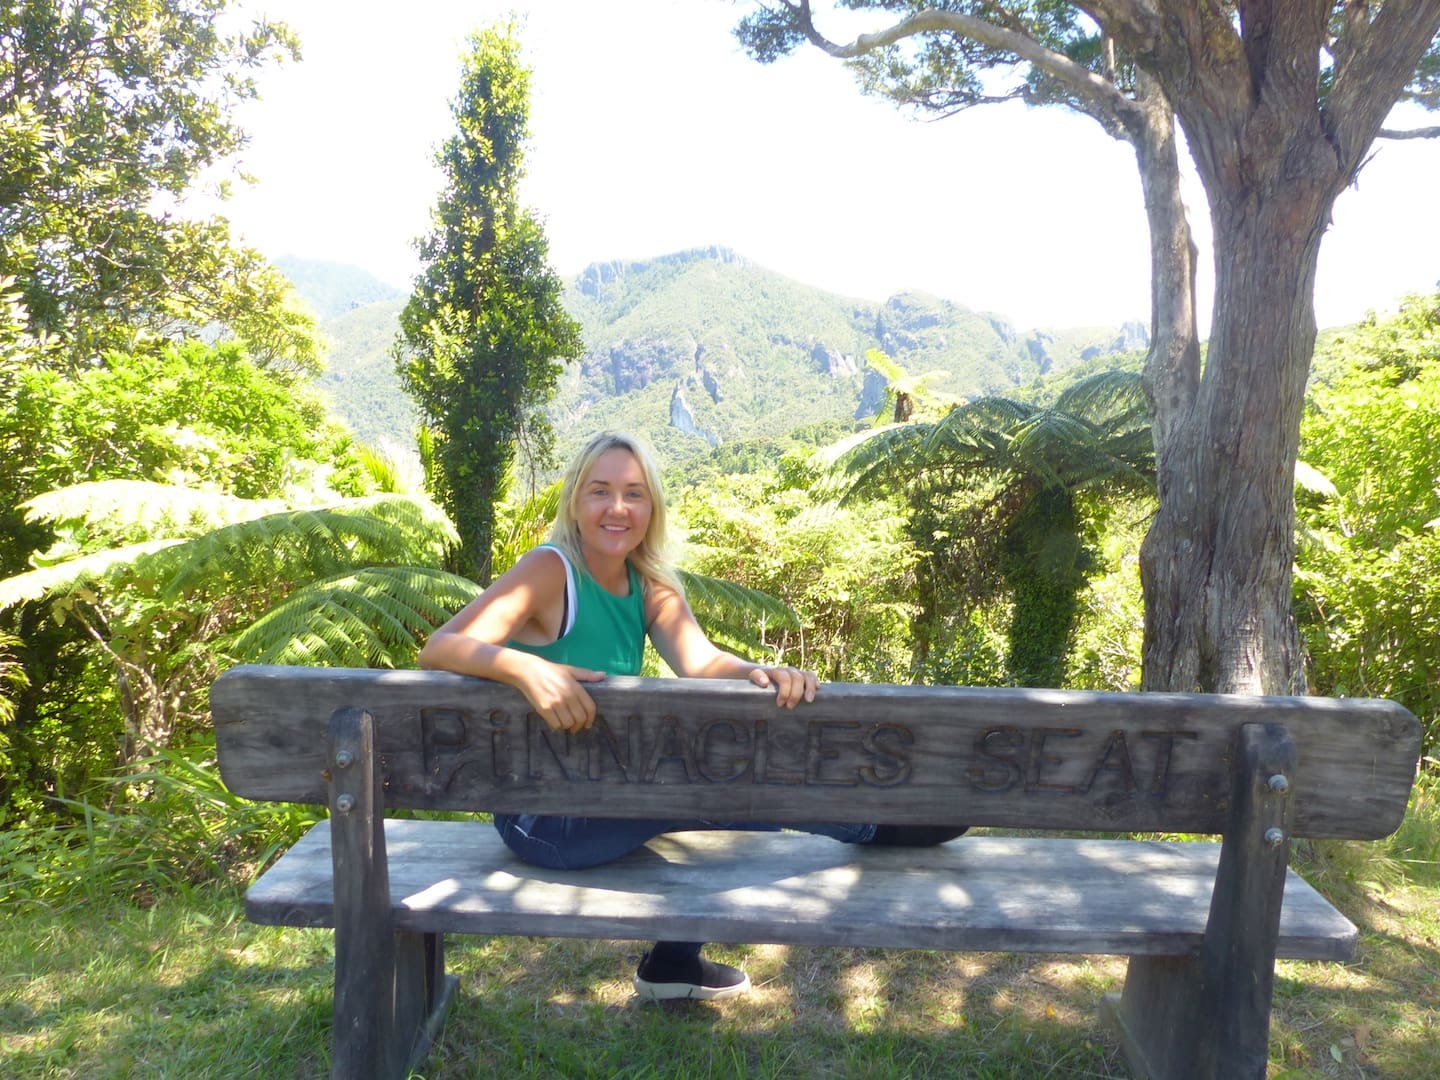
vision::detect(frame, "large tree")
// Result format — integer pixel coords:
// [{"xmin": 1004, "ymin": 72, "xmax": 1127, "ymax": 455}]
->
[
  {"xmin": 741, "ymin": 1, "xmax": 1440, "ymax": 695},
  {"xmin": 0, "ymin": 0, "xmax": 314, "ymax": 368},
  {"xmin": 395, "ymin": 24, "xmax": 584, "ymax": 586}
]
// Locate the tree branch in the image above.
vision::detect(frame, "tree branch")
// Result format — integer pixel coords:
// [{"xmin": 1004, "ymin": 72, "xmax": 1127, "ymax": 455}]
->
[
  {"xmin": 788, "ymin": 3, "xmax": 1141, "ymax": 130},
  {"xmin": 1076, "ymin": 1, "xmax": 1166, "ymax": 52},
  {"xmin": 1326, "ymin": 0, "xmax": 1440, "ymax": 168},
  {"xmin": 1378, "ymin": 124, "xmax": 1440, "ymax": 139}
]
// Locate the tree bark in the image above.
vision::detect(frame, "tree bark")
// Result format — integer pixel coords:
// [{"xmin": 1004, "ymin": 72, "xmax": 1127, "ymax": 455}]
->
[{"xmin": 1141, "ymin": 186, "xmax": 1328, "ymax": 693}]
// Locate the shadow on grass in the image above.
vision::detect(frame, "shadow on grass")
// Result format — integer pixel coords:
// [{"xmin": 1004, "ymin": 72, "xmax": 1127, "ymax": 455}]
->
[
  {"xmin": 1265, "ymin": 867, "xmax": 1440, "ymax": 1078},
  {"xmin": 423, "ymin": 938, "xmax": 1128, "ymax": 1079},
  {"xmin": 2, "ymin": 897, "xmax": 335, "ymax": 1079}
]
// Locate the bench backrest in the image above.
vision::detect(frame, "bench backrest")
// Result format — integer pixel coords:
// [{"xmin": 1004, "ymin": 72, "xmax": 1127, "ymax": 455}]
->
[{"xmin": 210, "ymin": 665, "xmax": 1421, "ymax": 840}]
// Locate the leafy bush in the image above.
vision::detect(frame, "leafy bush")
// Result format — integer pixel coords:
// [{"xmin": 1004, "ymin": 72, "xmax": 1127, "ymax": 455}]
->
[
  {"xmin": 1297, "ymin": 291, "xmax": 1440, "ymax": 755},
  {"xmin": 677, "ymin": 458, "xmax": 917, "ymax": 682}
]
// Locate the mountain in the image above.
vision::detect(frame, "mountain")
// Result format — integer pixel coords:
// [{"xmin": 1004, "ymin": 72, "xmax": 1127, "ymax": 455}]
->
[
  {"xmin": 313, "ymin": 297, "xmax": 413, "ymax": 452},
  {"xmin": 555, "ymin": 247, "xmax": 1146, "ymax": 464},
  {"xmin": 276, "ymin": 257, "xmax": 405, "ymax": 321},
  {"xmin": 280, "ymin": 249, "xmax": 1148, "ymax": 467}
]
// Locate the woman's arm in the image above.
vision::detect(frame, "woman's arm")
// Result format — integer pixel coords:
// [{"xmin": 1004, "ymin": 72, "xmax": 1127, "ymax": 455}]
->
[
  {"xmin": 644, "ymin": 582, "xmax": 817, "ymax": 708},
  {"xmin": 418, "ymin": 548, "xmax": 604, "ymax": 731}
]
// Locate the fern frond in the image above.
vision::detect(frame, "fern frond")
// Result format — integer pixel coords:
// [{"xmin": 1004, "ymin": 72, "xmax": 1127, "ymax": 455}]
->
[
  {"xmin": 679, "ymin": 570, "xmax": 801, "ymax": 650},
  {"xmin": 1295, "ymin": 460, "xmax": 1338, "ymax": 499},
  {"xmin": 823, "ymin": 423, "xmax": 933, "ymax": 504},
  {"xmin": 23, "ymin": 480, "xmax": 285, "ymax": 548},
  {"xmin": 145, "ymin": 495, "xmax": 458, "ymax": 601},
  {"xmin": 863, "ymin": 349, "xmax": 904, "ymax": 382},
  {"xmin": 812, "ymin": 422, "xmax": 907, "ymax": 469},
  {"xmin": 0, "ymin": 540, "xmax": 181, "ymax": 609},
  {"xmin": 1053, "ymin": 370, "xmax": 1148, "ymax": 427},
  {"xmin": 225, "ymin": 566, "xmax": 479, "ymax": 668}
]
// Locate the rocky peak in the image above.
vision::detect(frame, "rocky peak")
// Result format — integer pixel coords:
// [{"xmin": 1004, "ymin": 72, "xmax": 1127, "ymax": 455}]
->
[
  {"xmin": 811, "ymin": 341, "xmax": 857, "ymax": 378},
  {"xmin": 670, "ymin": 383, "xmax": 719, "ymax": 446},
  {"xmin": 575, "ymin": 246, "xmax": 744, "ymax": 300}
]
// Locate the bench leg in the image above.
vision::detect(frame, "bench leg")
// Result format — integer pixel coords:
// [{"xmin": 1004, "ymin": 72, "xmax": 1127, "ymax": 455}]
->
[
  {"xmin": 396, "ymin": 931, "xmax": 458, "ymax": 1076},
  {"xmin": 1101, "ymin": 722, "xmax": 1296, "ymax": 1080},
  {"xmin": 1102, "ymin": 955, "xmax": 1202, "ymax": 1079},
  {"xmin": 329, "ymin": 707, "xmax": 457, "ymax": 1080}
]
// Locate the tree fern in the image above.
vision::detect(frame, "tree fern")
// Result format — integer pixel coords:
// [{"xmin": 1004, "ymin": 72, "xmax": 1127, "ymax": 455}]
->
[
  {"xmin": 815, "ymin": 370, "xmax": 1155, "ymax": 686},
  {"xmin": 861, "ymin": 349, "xmax": 954, "ymax": 424}
]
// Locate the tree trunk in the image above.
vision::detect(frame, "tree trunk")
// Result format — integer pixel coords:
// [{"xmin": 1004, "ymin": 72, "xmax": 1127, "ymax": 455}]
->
[{"xmin": 1141, "ymin": 164, "xmax": 1333, "ymax": 695}]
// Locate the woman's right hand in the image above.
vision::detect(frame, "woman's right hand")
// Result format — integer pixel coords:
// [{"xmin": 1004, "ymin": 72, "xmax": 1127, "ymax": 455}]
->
[{"xmin": 517, "ymin": 655, "xmax": 606, "ymax": 732}]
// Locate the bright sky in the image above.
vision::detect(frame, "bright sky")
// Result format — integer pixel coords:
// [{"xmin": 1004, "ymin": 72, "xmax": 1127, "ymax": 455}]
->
[{"xmin": 208, "ymin": 0, "xmax": 1440, "ymax": 334}]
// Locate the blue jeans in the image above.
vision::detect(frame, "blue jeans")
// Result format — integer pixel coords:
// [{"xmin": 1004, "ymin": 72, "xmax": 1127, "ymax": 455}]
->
[
  {"xmin": 492, "ymin": 814, "xmax": 878, "ymax": 871},
  {"xmin": 493, "ymin": 815, "xmax": 879, "ymax": 966}
]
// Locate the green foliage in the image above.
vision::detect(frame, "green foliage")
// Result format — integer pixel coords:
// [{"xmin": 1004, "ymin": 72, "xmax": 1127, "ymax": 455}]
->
[
  {"xmin": 1065, "ymin": 496, "xmax": 1150, "ymax": 691},
  {"xmin": 0, "ymin": 741, "xmax": 319, "ymax": 912},
  {"xmin": 491, "ymin": 479, "xmax": 562, "ymax": 577},
  {"xmin": 0, "ymin": 628, "xmax": 27, "ymax": 783},
  {"xmin": 0, "ymin": 337, "xmax": 392, "ymax": 821},
  {"xmin": 678, "ymin": 459, "xmax": 916, "ymax": 682},
  {"xmin": 396, "ymin": 23, "xmax": 583, "ymax": 585},
  {"xmin": 1297, "ymin": 293, "xmax": 1440, "ymax": 755},
  {"xmin": 0, "ymin": 0, "xmax": 317, "ymax": 368},
  {"xmin": 827, "ymin": 371, "xmax": 1154, "ymax": 685},
  {"xmin": 8, "ymin": 341, "xmax": 359, "ymax": 514},
  {"xmin": 0, "ymin": 483, "xmax": 467, "ymax": 818}
]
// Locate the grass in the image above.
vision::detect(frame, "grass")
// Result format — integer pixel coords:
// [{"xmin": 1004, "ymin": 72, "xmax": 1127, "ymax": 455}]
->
[{"xmin": 2, "ymin": 774, "xmax": 1437, "ymax": 1079}]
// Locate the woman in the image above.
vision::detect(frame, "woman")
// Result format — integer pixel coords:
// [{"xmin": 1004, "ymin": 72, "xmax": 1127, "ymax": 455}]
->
[{"xmin": 420, "ymin": 431, "xmax": 960, "ymax": 1001}]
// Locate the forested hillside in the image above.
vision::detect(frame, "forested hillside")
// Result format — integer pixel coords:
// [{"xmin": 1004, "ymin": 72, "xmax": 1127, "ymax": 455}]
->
[{"xmin": 293, "ymin": 248, "xmax": 1147, "ymax": 464}]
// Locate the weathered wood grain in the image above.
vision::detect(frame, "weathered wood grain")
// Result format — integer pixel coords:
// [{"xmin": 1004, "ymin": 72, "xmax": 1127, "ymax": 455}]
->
[
  {"xmin": 244, "ymin": 821, "xmax": 1358, "ymax": 962},
  {"xmin": 211, "ymin": 665, "xmax": 1421, "ymax": 839},
  {"xmin": 326, "ymin": 709, "xmax": 396, "ymax": 1080},
  {"xmin": 1195, "ymin": 723, "xmax": 1297, "ymax": 1076}
]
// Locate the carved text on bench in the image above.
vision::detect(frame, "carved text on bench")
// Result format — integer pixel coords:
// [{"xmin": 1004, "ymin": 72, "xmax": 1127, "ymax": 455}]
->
[{"xmin": 418, "ymin": 709, "xmax": 1201, "ymax": 799}]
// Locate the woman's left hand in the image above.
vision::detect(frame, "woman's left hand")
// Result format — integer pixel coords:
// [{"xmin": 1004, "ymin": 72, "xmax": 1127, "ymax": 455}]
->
[{"xmin": 748, "ymin": 665, "xmax": 818, "ymax": 708}]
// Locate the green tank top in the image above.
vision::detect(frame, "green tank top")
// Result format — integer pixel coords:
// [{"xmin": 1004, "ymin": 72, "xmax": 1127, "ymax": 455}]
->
[{"xmin": 506, "ymin": 545, "xmax": 646, "ymax": 675}]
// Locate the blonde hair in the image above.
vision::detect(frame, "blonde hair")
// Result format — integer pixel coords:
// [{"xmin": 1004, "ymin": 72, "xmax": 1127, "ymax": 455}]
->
[{"xmin": 548, "ymin": 431, "xmax": 682, "ymax": 595}]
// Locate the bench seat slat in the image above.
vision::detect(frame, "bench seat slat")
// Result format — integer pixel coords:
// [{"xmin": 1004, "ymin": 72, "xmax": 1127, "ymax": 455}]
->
[{"xmin": 246, "ymin": 821, "xmax": 1357, "ymax": 962}]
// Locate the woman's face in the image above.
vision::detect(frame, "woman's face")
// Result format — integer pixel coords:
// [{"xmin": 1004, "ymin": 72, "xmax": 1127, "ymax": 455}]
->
[{"xmin": 575, "ymin": 448, "xmax": 653, "ymax": 562}]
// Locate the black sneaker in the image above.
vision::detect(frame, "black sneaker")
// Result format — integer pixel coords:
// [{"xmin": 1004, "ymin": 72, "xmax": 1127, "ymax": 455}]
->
[
  {"xmin": 633, "ymin": 949, "xmax": 751, "ymax": 1002},
  {"xmin": 867, "ymin": 825, "xmax": 970, "ymax": 846}
]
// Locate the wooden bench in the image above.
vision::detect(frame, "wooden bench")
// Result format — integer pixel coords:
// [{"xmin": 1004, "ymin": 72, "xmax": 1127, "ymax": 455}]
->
[{"xmin": 210, "ymin": 665, "xmax": 1421, "ymax": 1080}]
